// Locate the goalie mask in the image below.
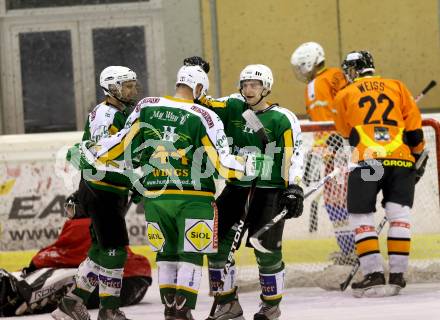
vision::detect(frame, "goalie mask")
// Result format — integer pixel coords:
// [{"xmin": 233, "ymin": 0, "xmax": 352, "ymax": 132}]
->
[
  {"xmin": 176, "ymin": 65, "xmax": 209, "ymax": 99},
  {"xmin": 341, "ymin": 51, "xmax": 375, "ymax": 83},
  {"xmin": 100, "ymin": 66, "xmax": 138, "ymax": 106},
  {"xmin": 290, "ymin": 42, "xmax": 325, "ymax": 83}
]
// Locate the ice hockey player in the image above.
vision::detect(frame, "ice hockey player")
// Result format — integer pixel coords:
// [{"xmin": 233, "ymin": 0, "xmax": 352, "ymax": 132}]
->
[
  {"xmin": 290, "ymin": 42, "xmax": 356, "ymax": 265},
  {"xmin": 73, "ymin": 65, "xmax": 263, "ymax": 320},
  {"xmin": 333, "ymin": 50, "xmax": 428, "ymax": 297},
  {"xmin": 193, "ymin": 62, "xmax": 304, "ymax": 320},
  {"xmin": 52, "ymin": 66, "xmax": 139, "ymax": 320}
]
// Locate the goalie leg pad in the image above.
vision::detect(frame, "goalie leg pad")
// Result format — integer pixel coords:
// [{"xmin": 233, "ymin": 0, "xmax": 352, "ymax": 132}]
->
[
  {"xmin": 325, "ymin": 204, "xmax": 355, "ymax": 256},
  {"xmin": 350, "ymin": 213, "xmax": 384, "ymax": 275},
  {"xmin": 385, "ymin": 202, "xmax": 411, "ymax": 274}
]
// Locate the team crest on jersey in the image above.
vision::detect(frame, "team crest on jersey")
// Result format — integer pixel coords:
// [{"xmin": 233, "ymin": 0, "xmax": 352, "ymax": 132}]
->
[
  {"xmin": 146, "ymin": 222, "xmax": 165, "ymax": 251},
  {"xmin": 162, "ymin": 126, "xmax": 179, "ymax": 142},
  {"xmin": 184, "ymin": 219, "xmax": 216, "ymax": 253},
  {"xmin": 374, "ymin": 127, "xmax": 390, "ymax": 141}
]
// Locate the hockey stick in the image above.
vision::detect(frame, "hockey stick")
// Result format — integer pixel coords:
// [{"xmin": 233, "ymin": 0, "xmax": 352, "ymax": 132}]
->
[
  {"xmin": 206, "ymin": 109, "xmax": 269, "ymax": 320},
  {"xmin": 414, "ymin": 80, "xmax": 436, "ymax": 102},
  {"xmin": 339, "ymin": 128, "xmax": 431, "ymax": 291},
  {"xmin": 309, "ymin": 191, "xmax": 321, "ymax": 232},
  {"xmin": 249, "ymin": 167, "xmax": 341, "ymax": 253}
]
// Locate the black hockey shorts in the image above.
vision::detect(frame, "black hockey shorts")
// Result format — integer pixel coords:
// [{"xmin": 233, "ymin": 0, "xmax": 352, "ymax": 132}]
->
[
  {"xmin": 216, "ymin": 184, "xmax": 284, "ymax": 251},
  {"xmin": 77, "ymin": 179, "xmax": 129, "ymax": 248},
  {"xmin": 347, "ymin": 165, "xmax": 416, "ymax": 214}
]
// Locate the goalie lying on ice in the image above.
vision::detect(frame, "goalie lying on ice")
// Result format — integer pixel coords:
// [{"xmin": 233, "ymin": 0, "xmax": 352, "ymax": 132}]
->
[{"xmin": 0, "ymin": 207, "xmax": 152, "ymax": 317}]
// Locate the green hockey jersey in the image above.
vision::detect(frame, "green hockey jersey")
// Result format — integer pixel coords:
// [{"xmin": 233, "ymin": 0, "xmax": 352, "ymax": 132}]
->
[
  {"xmin": 200, "ymin": 96, "xmax": 304, "ymax": 188},
  {"xmin": 85, "ymin": 96, "xmax": 245, "ymax": 199},
  {"xmin": 81, "ymin": 101, "xmax": 131, "ymax": 195}
]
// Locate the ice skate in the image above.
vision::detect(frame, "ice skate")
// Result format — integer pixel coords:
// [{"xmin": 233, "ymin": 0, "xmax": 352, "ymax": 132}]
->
[
  {"xmin": 51, "ymin": 295, "xmax": 90, "ymax": 320},
  {"xmin": 175, "ymin": 295, "xmax": 194, "ymax": 320},
  {"xmin": 164, "ymin": 293, "xmax": 176, "ymax": 320},
  {"xmin": 351, "ymin": 272, "xmax": 386, "ymax": 298},
  {"xmin": 97, "ymin": 307, "xmax": 130, "ymax": 320},
  {"xmin": 211, "ymin": 299, "xmax": 244, "ymax": 320},
  {"xmin": 253, "ymin": 302, "xmax": 281, "ymax": 320},
  {"xmin": 387, "ymin": 273, "xmax": 406, "ymax": 296}
]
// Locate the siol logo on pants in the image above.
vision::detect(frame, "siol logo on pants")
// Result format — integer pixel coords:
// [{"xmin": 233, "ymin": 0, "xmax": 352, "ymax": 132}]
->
[
  {"xmin": 184, "ymin": 220, "xmax": 214, "ymax": 252},
  {"xmin": 146, "ymin": 222, "xmax": 165, "ymax": 251}
]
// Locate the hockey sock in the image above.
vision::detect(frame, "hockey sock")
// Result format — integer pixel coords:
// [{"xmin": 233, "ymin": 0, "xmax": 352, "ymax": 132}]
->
[
  {"xmin": 207, "ymin": 229, "xmax": 237, "ymax": 303},
  {"xmin": 350, "ymin": 213, "xmax": 384, "ymax": 275},
  {"xmin": 255, "ymin": 250, "xmax": 284, "ymax": 306},
  {"xmin": 385, "ymin": 202, "xmax": 411, "ymax": 273},
  {"xmin": 325, "ymin": 204, "xmax": 355, "ymax": 255},
  {"xmin": 207, "ymin": 266, "xmax": 237, "ymax": 303},
  {"xmin": 157, "ymin": 260, "xmax": 178, "ymax": 305},
  {"xmin": 72, "ymin": 257, "xmax": 100, "ymax": 303},
  {"xmin": 176, "ymin": 261, "xmax": 202, "ymax": 309},
  {"xmin": 99, "ymin": 266, "xmax": 124, "ymax": 309},
  {"xmin": 97, "ymin": 246, "xmax": 127, "ymax": 309}
]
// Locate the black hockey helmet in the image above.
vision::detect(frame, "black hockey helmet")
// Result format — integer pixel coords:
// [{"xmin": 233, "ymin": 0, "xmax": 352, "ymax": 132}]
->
[{"xmin": 341, "ymin": 50, "xmax": 375, "ymax": 82}]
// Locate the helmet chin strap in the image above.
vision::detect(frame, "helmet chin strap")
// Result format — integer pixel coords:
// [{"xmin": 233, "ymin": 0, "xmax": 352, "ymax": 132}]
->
[
  {"xmin": 102, "ymin": 86, "xmax": 136, "ymax": 108},
  {"xmin": 240, "ymin": 88, "xmax": 270, "ymax": 108}
]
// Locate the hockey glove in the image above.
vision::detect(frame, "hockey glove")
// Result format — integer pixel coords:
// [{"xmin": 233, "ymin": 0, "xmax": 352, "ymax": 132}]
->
[
  {"xmin": 66, "ymin": 141, "xmax": 97, "ymax": 171},
  {"xmin": 279, "ymin": 184, "xmax": 304, "ymax": 219},
  {"xmin": 413, "ymin": 151, "xmax": 429, "ymax": 184}
]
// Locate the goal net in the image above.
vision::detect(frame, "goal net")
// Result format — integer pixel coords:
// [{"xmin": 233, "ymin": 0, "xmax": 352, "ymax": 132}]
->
[{"xmin": 233, "ymin": 118, "xmax": 440, "ymax": 291}]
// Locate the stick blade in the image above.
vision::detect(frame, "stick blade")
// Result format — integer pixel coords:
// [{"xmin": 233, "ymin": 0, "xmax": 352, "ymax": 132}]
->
[
  {"xmin": 249, "ymin": 236, "xmax": 272, "ymax": 253},
  {"xmin": 340, "ymin": 280, "xmax": 350, "ymax": 291}
]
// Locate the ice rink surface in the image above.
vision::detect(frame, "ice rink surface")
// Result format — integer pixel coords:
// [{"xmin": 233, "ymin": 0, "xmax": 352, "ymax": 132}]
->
[{"xmin": 4, "ymin": 274, "xmax": 440, "ymax": 320}]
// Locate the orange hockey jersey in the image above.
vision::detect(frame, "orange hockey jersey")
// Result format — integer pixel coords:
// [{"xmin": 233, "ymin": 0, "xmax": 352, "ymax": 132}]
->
[
  {"xmin": 305, "ymin": 67, "xmax": 347, "ymax": 121},
  {"xmin": 333, "ymin": 76, "xmax": 425, "ymax": 164}
]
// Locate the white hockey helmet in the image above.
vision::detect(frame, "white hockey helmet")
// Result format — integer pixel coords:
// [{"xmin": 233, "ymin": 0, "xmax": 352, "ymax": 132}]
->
[
  {"xmin": 176, "ymin": 65, "xmax": 209, "ymax": 99},
  {"xmin": 100, "ymin": 66, "xmax": 137, "ymax": 97},
  {"xmin": 239, "ymin": 64, "xmax": 273, "ymax": 91},
  {"xmin": 290, "ymin": 42, "xmax": 325, "ymax": 82}
]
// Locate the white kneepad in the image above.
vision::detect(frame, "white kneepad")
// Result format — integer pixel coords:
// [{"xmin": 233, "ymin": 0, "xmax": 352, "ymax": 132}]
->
[
  {"xmin": 349, "ymin": 212, "xmax": 375, "ymax": 230},
  {"xmin": 385, "ymin": 202, "xmax": 410, "ymax": 222}
]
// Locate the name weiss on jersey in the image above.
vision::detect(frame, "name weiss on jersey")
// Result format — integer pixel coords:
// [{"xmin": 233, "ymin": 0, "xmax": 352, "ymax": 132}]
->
[{"xmin": 357, "ymin": 80, "xmax": 385, "ymax": 93}]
